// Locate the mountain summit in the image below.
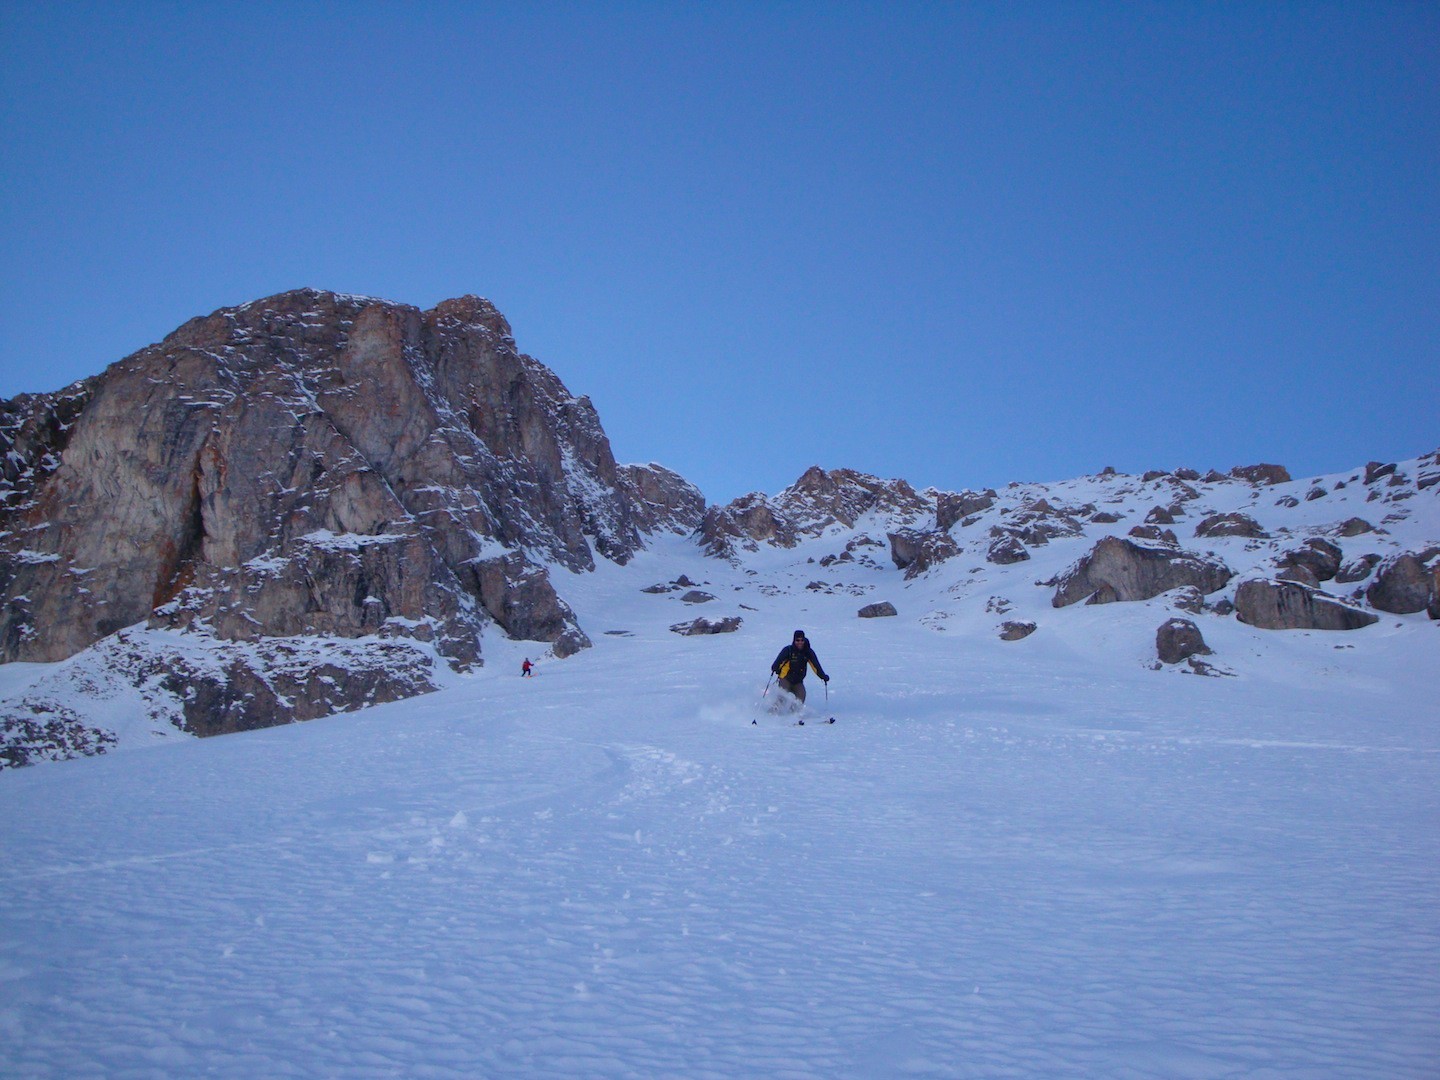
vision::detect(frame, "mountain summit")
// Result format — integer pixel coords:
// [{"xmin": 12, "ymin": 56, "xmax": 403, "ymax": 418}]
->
[{"xmin": 0, "ymin": 290, "xmax": 701, "ymax": 746}]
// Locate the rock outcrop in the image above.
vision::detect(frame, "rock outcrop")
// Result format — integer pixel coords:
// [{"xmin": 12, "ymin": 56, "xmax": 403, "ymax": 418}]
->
[
  {"xmin": 1052, "ymin": 537, "xmax": 1233, "ymax": 608},
  {"xmin": 936, "ymin": 489, "xmax": 995, "ymax": 531},
  {"xmin": 698, "ymin": 494, "xmax": 794, "ymax": 556},
  {"xmin": 0, "ymin": 289, "xmax": 702, "ymax": 738},
  {"xmin": 779, "ymin": 466, "xmax": 931, "ymax": 535},
  {"xmin": 1234, "ymin": 579, "xmax": 1379, "ymax": 631},
  {"xmin": 889, "ymin": 528, "xmax": 960, "ymax": 579},
  {"xmin": 618, "ymin": 462, "xmax": 707, "ymax": 537},
  {"xmin": 1230, "ymin": 463, "xmax": 1291, "ymax": 485},
  {"xmin": 701, "ymin": 467, "xmax": 930, "ymax": 557}
]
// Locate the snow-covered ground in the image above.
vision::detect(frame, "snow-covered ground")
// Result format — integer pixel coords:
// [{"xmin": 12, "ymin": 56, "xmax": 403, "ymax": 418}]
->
[{"xmin": 1, "ymin": 457, "xmax": 1438, "ymax": 1077}]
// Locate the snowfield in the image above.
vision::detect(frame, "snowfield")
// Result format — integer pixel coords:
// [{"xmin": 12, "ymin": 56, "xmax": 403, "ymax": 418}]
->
[{"xmin": 1, "ymin": 458, "xmax": 1438, "ymax": 1078}]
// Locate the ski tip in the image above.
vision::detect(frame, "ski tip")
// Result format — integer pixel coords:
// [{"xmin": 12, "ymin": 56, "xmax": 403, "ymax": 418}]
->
[{"xmin": 827, "ymin": 717, "xmax": 836, "ymax": 724}]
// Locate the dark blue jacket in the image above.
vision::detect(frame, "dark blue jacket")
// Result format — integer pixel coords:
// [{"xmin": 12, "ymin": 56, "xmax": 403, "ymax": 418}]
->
[{"xmin": 772, "ymin": 643, "xmax": 828, "ymax": 683}]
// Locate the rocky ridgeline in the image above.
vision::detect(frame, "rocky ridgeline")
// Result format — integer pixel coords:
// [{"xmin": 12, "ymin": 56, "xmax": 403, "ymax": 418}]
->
[
  {"xmin": 695, "ymin": 452, "xmax": 1438, "ymax": 662},
  {"xmin": 699, "ymin": 466, "xmax": 931, "ymax": 557},
  {"xmin": 0, "ymin": 290, "xmax": 701, "ymax": 763},
  {"xmin": 888, "ymin": 456, "xmax": 1439, "ymax": 626}
]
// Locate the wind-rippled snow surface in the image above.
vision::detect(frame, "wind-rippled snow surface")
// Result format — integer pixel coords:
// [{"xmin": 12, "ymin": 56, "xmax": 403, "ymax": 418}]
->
[{"xmin": 2, "ymin": 530, "xmax": 1438, "ymax": 1077}]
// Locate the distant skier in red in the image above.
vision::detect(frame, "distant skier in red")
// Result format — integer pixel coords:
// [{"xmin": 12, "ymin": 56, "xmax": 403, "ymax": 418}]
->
[{"xmin": 521, "ymin": 658, "xmax": 533, "ymax": 677}]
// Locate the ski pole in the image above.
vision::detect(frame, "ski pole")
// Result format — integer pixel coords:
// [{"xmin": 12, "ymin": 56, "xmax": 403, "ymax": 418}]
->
[{"xmin": 762, "ymin": 673, "xmax": 774, "ymax": 698}]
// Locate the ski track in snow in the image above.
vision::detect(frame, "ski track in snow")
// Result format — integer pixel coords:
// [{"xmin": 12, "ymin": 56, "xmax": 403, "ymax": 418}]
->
[{"xmin": 3, "ymin": 460, "xmax": 1439, "ymax": 1078}]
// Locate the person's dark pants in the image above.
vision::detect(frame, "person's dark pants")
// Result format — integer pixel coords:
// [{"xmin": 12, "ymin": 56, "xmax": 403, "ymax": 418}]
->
[{"xmin": 778, "ymin": 678, "xmax": 806, "ymax": 704}]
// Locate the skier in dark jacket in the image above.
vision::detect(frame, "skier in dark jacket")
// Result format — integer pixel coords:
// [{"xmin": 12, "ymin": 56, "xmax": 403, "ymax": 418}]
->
[{"xmin": 771, "ymin": 629, "xmax": 829, "ymax": 709}]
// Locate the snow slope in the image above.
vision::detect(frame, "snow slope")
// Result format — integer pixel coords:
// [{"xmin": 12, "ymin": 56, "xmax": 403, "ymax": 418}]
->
[{"xmin": 0, "ymin": 454, "xmax": 1437, "ymax": 1078}]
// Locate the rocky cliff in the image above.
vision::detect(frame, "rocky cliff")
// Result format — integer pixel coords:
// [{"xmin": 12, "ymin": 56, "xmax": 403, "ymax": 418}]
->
[{"xmin": 0, "ymin": 289, "xmax": 701, "ymax": 756}]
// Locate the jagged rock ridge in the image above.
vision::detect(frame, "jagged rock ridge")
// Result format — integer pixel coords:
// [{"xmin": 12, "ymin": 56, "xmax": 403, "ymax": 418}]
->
[
  {"xmin": 699, "ymin": 466, "xmax": 930, "ymax": 557},
  {"xmin": 0, "ymin": 289, "xmax": 702, "ymax": 755}
]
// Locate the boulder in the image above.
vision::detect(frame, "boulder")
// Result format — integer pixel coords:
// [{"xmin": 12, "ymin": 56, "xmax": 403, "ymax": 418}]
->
[
  {"xmin": 1334, "ymin": 517, "xmax": 1376, "ymax": 537},
  {"xmin": 998, "ymin": 621, "xmax": 1037, "ymax": 641},
  {"xmin": 1128, "ymin": 525, "xmax": 1179, "ymax": 545},
  {"xmin": 1366, "ymin": 553, "xmax": 1438, "ymax": 615},
  {"xmin": 1276, "ymin": 539, "xmax": 1343, "ymax": 582},
  {"xmin": 680, "ymin": 590, "xmax": 716, "ymax": 604},
  {"xmin": 669, "ymin": 616, "xmax": 742, "ymax": 636},
  {"xmin": 1052, "ymin": 536, "xmax": 1232, "ymax": 608},
  {"xmin": 1156, "ymin": 618, "xmax": 1211, "ymax": 664},
  {"xmin": 1195, "ymin": 512, "xmax": 1268, "ymax": 539},
  {"xmin": 986, "ymin": 534, "xmax": 1030, "ymax": 565},
  {"xmin": 858, "ymin": 602, "xmax": 898, "ymax": 619},
  {"xmin": 888, "ymin": 529, "xmax": 960, "ymax": 578},
  {"xmin": 1235, "ymin": 579, "xmax": 1378, "ymax": 631},
  {"xmin": 1276, "ymin": 564, "xmax": 1320, "ymax": 588},
  {"xmin": 1334, "ymin": 554, "xmax": 1381, "ymax": 584}
]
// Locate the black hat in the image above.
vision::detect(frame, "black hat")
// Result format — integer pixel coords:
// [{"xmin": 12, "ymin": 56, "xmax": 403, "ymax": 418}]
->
[{"xmin": 793, "ymin": 629, "xmax": 806, "ymax": 639}]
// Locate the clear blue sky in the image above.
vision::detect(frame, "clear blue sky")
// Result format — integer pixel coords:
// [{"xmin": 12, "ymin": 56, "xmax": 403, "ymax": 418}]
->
[{"xmin": 2, "ymin": 2, "xmax": 1436, "ymax": 504}]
